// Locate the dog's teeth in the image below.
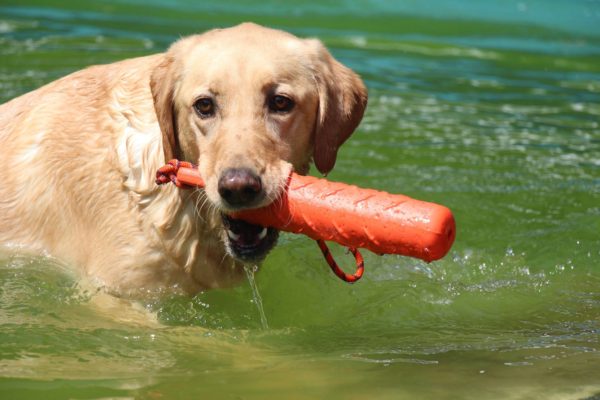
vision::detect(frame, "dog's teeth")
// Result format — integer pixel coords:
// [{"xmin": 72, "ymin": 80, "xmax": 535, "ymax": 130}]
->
[
  {"xmin": 227, "ymin": 229, "xmax": 240, "ymax": 241},
  {"xmin": 258, "ymin": 227, "xmax": 267, "ymax": 240}
]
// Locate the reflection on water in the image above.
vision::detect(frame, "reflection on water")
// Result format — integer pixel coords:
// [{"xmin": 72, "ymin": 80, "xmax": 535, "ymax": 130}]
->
[{"xmin": 1, "ymin": 0, "xmax": 600, "ymax": 398}]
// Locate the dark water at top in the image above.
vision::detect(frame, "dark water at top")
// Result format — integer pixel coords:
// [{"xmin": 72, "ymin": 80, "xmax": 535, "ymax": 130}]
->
[{"xmin": 1, "ymin": 1, "xmax": 599, "ymax": 398}]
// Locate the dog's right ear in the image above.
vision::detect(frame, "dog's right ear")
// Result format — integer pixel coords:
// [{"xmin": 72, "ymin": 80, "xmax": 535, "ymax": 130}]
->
[{"xmin": 150, "ymin": 54, "xmax": 178, "ymax": 161}]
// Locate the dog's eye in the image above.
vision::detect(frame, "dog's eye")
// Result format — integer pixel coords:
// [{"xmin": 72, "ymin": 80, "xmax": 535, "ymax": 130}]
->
[
  {"xmin": 268, "ymin": 95, "xmax": 294, "ymax": 113},
  {"xmin": 193, "ymin": 98, "xmax": 215, "ymax": 118}
]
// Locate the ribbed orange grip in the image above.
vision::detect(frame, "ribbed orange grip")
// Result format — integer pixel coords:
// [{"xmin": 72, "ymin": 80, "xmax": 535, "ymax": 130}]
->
[{"xmin": 175, "ymin": 167, "xmax": 456, "ymax": 262}]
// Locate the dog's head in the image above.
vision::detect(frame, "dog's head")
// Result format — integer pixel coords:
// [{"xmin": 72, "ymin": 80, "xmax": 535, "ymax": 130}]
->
[{"xmin": 150, "ymin": 23, "xmax": 367, "ymax": 262}]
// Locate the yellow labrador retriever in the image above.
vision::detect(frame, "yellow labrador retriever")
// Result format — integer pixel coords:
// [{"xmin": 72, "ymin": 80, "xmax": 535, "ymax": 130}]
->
[{"xmin": 0, "ymin": 23, "xmax": 367, "ymax": 296}]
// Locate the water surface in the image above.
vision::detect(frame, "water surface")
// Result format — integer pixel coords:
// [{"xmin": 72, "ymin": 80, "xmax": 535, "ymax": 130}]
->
[{"xmin": 1, "ymin": 1, "xmax": 599, "ymax": 399}]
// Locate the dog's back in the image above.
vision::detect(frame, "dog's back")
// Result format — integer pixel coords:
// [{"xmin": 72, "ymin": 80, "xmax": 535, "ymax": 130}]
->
[{"xmin": 0, "ymin": 57, "xmax": 147, "ymax": 245}]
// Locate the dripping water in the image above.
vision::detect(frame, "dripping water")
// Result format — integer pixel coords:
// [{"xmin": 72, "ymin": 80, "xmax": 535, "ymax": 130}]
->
[{"xmin": 244, "ymin": 264, "xmax": 269, "ymax": 329}]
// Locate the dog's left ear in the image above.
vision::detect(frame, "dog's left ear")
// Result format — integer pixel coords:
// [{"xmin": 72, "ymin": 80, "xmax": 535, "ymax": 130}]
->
[
  {"xmin": 310, "ymin": 40, "xmax": 368, "ymax": 175},
  {"xmin": 150, "ymin": 52, "xmax": 179, "ymax": 162}
]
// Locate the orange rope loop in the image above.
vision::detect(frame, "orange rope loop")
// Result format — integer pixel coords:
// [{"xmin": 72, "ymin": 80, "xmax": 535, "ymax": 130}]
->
[
  {"xmin": 316, "ymin": 240, "xmax": 364, "ymax": 283},
  {"xmin": 155, "ymin": 159, "xmax": 197, "ymax": 188}
]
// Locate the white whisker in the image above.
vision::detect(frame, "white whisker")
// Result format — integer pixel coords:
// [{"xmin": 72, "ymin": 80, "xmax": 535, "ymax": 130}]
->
[{"xmin": 219, "ymin": 251, "xmax": 230, "ymax": 267}]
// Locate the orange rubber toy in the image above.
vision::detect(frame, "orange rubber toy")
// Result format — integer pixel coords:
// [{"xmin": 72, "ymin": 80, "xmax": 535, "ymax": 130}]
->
[{"xmin": 157, "ymin": 160, "xmax": 456, "ymax": 281}]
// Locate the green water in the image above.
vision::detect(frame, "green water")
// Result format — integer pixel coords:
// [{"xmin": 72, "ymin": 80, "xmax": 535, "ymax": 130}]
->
[{"xmin": 1, "ymin": 1, "xmax": 600, "ymax": 398}]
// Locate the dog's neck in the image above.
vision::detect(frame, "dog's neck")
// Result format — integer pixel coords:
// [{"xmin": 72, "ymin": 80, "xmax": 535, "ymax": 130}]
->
[{"xmin": 116, "ymin": 122, "xmax": 197, "ymax": 262}]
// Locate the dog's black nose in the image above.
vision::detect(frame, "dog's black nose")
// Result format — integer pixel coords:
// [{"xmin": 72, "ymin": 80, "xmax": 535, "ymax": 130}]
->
[{"xmin": 218, "ymin": 168, "xmax": 263, "ymax": 208}]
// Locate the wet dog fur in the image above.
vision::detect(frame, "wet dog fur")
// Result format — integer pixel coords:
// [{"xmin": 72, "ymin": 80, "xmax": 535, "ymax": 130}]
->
[{"xmin": 0, "ymin": 23, "xmax": 367, "ymax": 296}]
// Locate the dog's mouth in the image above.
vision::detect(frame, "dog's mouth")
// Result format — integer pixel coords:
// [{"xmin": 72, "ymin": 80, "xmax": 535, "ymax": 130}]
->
[{"xmin": 221, "ymin": 214, "xmax": 279, "ymax": 262}]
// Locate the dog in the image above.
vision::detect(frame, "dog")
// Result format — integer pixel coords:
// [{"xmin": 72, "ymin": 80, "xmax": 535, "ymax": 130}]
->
[{"xmin": 0, "ymin": 23, "xmax": 367, "ymax": 297}]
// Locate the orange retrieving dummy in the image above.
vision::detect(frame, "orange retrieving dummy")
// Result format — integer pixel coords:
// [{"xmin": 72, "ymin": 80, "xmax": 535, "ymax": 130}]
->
[{"xmin": 157, "ymin": 160, "xmax": 456, "ymax": 282}]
